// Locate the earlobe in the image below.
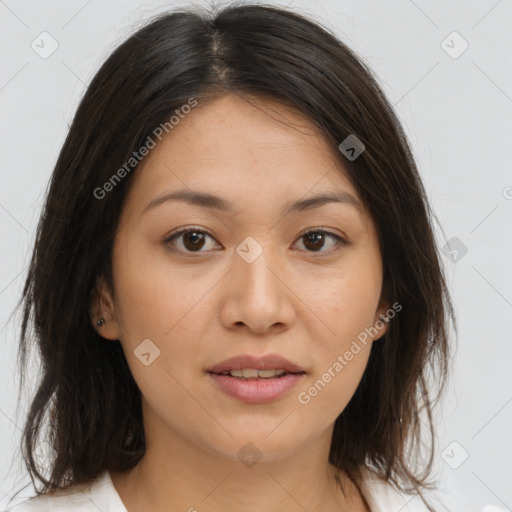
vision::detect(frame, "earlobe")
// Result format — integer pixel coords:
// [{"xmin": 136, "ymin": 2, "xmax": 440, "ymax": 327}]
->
[
  {"xmin": 93, "ymin": 315, "xmax": 121, "ymax": 341},
  {"xmin": 373, "ymin": 298, "xmax": 392, "ymax": 341},
  {"xmin": 89, "ymin": 277, "xmax": 122, "ymax": 340}
]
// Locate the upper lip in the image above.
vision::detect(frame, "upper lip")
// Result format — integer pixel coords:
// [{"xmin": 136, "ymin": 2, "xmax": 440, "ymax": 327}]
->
[{"xmin": 208, "ymin": 354, "xmax": 306, "ymax": 374}]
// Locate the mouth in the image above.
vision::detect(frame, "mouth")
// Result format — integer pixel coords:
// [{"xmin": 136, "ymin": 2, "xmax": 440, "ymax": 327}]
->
[
  {"xmin": 208, "ymin": 368, "xmax": 305, "ymax": 379},
  {"xmin": 206, "ymin": 353, "xmax": 307, "ymax": 403}
]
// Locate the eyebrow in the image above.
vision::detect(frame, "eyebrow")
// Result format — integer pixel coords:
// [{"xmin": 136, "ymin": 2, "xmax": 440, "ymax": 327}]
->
[{"xmin": 141, "ymin": 188, "xmax": 362, "ymax": 217}]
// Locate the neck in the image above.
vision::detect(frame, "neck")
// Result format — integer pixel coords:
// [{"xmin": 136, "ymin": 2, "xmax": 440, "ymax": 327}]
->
[{"xmin": 110, "ymin": 418, "xmax": 366, "ymax": 511}]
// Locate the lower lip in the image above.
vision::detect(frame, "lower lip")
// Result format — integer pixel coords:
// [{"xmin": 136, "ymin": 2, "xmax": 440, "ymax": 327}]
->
[{"xmin": 207, "ymin": 372, "xmax": 306, "ymax": 403}]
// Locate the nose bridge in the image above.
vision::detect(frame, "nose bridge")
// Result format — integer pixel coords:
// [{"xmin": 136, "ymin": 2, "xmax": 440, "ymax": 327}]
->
[
  {"xmin": 235, "ymin": 235, "xmax": 281, "ymax": 299},
  {"xmin": 225, "ymin": 234, "xmax": 294, "ymax": 331}
]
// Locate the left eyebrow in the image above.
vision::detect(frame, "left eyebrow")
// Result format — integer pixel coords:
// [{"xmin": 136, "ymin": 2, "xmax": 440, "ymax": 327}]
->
[{"xmin": 141, "ymin": 188, "xmax": 363, "ymax": 217}]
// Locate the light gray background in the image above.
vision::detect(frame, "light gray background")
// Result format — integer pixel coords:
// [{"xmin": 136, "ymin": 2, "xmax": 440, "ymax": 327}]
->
[{"xmin": 1, "ymin": 1, "xmax": 511, "ymax": 511}]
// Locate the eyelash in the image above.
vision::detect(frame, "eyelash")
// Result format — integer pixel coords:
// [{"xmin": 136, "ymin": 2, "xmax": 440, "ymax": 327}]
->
[{"xmin": 163, "ymin": 226, "xmax": 347, "ymax": 257}]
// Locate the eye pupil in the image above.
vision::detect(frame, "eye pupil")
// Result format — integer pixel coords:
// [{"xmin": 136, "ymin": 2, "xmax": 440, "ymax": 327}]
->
[
  {"xmin": 183, "ymin": 231, "xmax": 206, "ymax": 251},
  {"xmin": 304, "ymin": 232, "xmax": 325, "ymax": 251}
]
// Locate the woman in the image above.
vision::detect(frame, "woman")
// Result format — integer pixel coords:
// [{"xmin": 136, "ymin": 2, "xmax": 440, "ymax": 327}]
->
[{"xmin": 5, "ymin": 3, "xmax": 455, "ymax": 511}]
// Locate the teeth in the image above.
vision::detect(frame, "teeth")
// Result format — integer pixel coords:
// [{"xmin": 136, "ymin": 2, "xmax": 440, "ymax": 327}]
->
[{"xmin": 222, "ymin": 368, "xmax": 287, "ymax": 378}]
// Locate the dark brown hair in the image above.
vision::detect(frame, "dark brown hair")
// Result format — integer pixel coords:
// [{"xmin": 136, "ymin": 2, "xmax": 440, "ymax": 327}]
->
[{"xmin": 10, "ymin": 3, "xmax": 456, "ymax": 510}]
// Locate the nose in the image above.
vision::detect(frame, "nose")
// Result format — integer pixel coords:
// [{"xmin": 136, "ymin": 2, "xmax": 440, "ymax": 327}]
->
[{"xmin": 219, "ymin": 240, "xmax": 296, "ymax": 335}]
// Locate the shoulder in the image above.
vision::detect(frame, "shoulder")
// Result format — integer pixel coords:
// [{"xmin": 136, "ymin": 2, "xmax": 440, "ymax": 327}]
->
[
  {"xmin": 3, "ymin": 493, "xmax": 89, "ymax": 512},
  {"xmin": 3, "ymin": 488, "xmax": 94, "ymax": 512},
  {"xmin": 2, "ymin": 471, "xmax": 126, "ymax": 512},
  {"xmin": 359, "ymin": 466, "xmax": 431, "ymax": 512}
]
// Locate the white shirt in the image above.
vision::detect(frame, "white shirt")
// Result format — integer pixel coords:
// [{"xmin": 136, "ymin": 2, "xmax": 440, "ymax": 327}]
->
[{"xmin": 3, "ymin": 467, "xmax": 428, "ymax": 511}]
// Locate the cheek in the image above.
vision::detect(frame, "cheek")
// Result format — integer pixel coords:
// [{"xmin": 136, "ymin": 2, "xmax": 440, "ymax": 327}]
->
[
  {"xmin": 111, "ymin": 239, "xmax": 209, "ymax": 396},
  {"xmin": 111, "ymin": 234, "xmax": 202, "ymax": 337},
  {"xmin": 301, "ymin": 252, "xmax": 381, "ymax": 406},
  {"xmin": 309, "ymin": 258, "xmax": 382, "ymax": 340},
  {"xmin": 296, "ymin": 340, "xmax": 372, "ymax": 428}
]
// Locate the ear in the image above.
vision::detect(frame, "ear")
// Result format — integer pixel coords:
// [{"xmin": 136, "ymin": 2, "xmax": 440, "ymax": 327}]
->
[
  {"xmin": 372, "ymin": 294, "xmax": 392, "ymax": 342},
  {"xmin": 89, "ymin": 276, "xmax": 122, "ymax": 341}
]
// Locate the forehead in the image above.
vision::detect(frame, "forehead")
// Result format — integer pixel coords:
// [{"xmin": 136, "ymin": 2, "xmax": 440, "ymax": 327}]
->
[
  {"xmin": 164, "ymin": 94, "xmax": 336, "ymax": 168},
  {"xmin": 127, "ymin": 94, "xmax": 365, "ymax": 218}
]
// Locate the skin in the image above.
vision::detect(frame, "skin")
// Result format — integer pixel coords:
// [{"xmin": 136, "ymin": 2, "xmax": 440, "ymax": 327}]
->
[{"xmin": 92, "ymin": 93, "xmax": 390, "ymax": 512}]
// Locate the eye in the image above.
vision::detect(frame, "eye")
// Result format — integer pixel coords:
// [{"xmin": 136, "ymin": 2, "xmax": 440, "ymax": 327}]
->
[
  {"xmin": 164, "ymin": 227, "xmax": 219, "ymax": 255},
  {"xmin": 163, "ymin": 226, "xmax": 347, "ymax": 256},
  {"xmin": 293, "ymin": 228, "xmax": 347, "ymax": 254}
]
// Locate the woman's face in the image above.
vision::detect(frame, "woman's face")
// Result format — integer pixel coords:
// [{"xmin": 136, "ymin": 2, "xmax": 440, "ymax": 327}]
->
[{"xmin": 96, "ymin": 93, "xmax": 389, "ymax": 464}]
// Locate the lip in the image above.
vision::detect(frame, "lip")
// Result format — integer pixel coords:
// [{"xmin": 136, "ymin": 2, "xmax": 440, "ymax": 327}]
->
[
  {"xmin": 207, "ymin": 353, "xmax": 305, "ymax": 374},
  {"xmin": 208, "ymin": 372, "xmax": 306, "ymax": 403}
]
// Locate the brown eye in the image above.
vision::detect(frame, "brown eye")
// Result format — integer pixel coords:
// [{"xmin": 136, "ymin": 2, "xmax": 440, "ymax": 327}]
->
[
  {"xmin": 181, "ymin": 231, "xmax": 206, "ymax": 251},
  {"xmin": 164, "ymin": 228, "xmax": 218, "ymax": 254},
  {"xmin": 295, "ymin": 229, "xmax": 346, "ymax": 254}
]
